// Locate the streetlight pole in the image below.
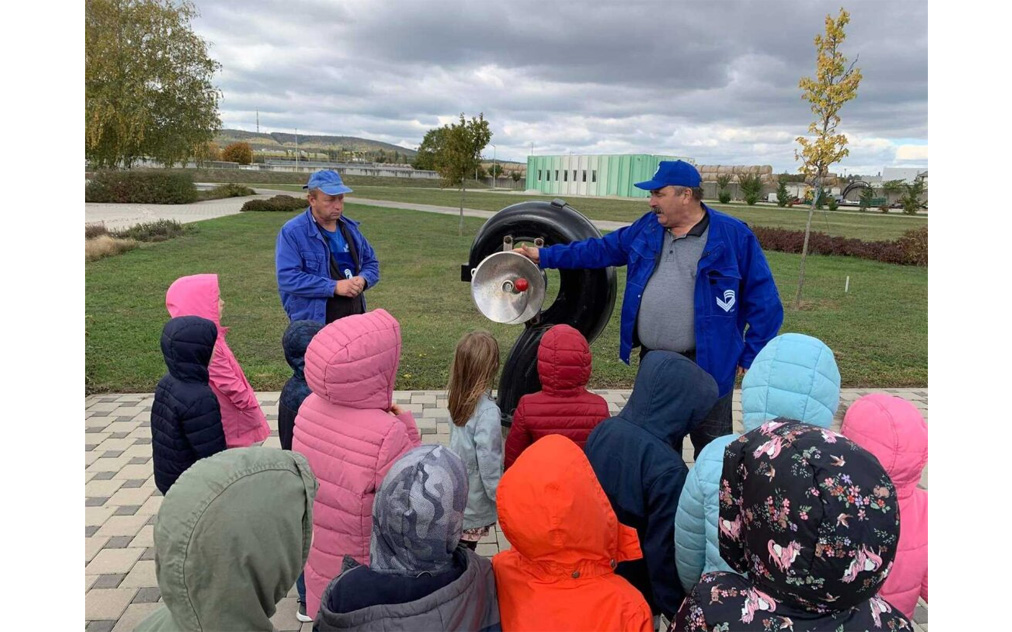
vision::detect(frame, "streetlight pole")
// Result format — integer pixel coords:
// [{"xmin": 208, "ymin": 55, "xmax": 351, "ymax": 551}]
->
[{"xmin": 491, "ymin": 143, "xmax": 496, "ymax": 189}]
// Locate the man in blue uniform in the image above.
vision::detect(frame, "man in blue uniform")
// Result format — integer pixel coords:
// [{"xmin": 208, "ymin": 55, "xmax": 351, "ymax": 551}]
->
[
  {"xmin": 514, "ymin": 160, "xmax": 783, "ymax": 457},
  {"xmin": 275, "ymin": 170, "xmax": 379, "ymax": 324}
]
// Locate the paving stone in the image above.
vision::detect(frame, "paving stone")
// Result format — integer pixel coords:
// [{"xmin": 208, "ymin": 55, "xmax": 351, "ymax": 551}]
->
[
  {"xmin": 109, "ymin": 432, "xmax": 130, "ymax": 439},
  {"xmin": 89, "ymin": 403, "xmax": 121, "ymax": 412},
  {"xmin": 97, "ymin": 437, "xmax": 136, "ymax": 452},
  {"xmin": 86, "ymin": 426, "xmax": 109, "ymax": 434},
  {"xmin": 122, "ymin": 444, "xmax": 152, "ymax": 458},
  {"xmin": 96, "ymin": 514, "xmax": 150, "ymax": 537},
  {"xmin": 105, "ymin": 535, "xmax": 135, "ymax": 549},
  {"xmin": 420, "ymin": 426, "xmax": 437, "ymax": 435},
  {"xmin": 86, "ymin": 525, "xmax": 100, "ymax": 537},
  {"xmin": 130, "ymin": 525, "xmax": 154, "ymax": 548},
  {"xmin": 120, "ymin": 478, "xmax": 147, "ymax": 489},
  {"xmin": 121, "ymin": 560, "xmax": 157, "ymax": 587},
  {"xmin": 102, "ymin": 450, "xmax": 125, "ymax": 458},
  {"xmin": 93, "ymin": 573, "xmax": 126, "ymax": 589},
  {"xmin": 88, "ymin": 455, "xmax": 132, "ymax": 473},
  {"xmin": 272, "ymin": 597, "xmax": 305, "ymax": 631},
  {"xmin": 86, "ymin": 536, "xmax": 111, "ymax": 563},
  {"xmin": 86, "ymin": 506, "xmax": 116, "ymax": 527},
  {"xmin": 114, "ymin": 464, "xmax": 156, "ymax": 480},
  {"xmin": 128, "ymin": 456, "xmax": 149, "ymax": 465},
  {"xmin": 138, "ymin": 495, "xmax": 163, "ymax": 515},
  {"xmin": 108, "ymin": 486, "xmax": 154, "ymax": 506},
  {"xmin": 86, "ymin": 496, "xmax": 110, "ymax": 507},
  {"xmin": 133, "ymin": 437, "xmax": 153, "ymax": 445},
  {"xmin": 132, "ymin": 586, "xmax": 161, "ymax": 603},
  {"xmin": 147, "ymin": 514, "xmax": 158, "ymax": 525},
  {"xmin": 86, "ymin": 479, "xmax": 125, "ymax": 497},
  {"xmin": 140, "ymin": 546, "xmax": 156, "ymax": 561},
  {"xmin": 92, "ymin": 471, "xmax": 116, "ymax": 480},
  {"xmin": 86, "ymin": 621, "xmax": 117, "ymax": 632},
  {"xmin": 86, "ymin": 587, "xmax": 139, "ymax": 621},
  {"xmin": 85, "ymin": 547, "xmax": 143, "ymax": 574},
  {"xmin": 115, "ymin": 505, "xmax": 141, "ymax": 516},
  {"xmin": 112, "ymin": 602, "xmax": 162, "ymax": 632},
  {"xmin": 85, "ymin": 574, "xmax": 99, "ymax": 591},
  {"xmin": 476, "ymin": 542, "xmax": 499, "ymax": 557}
]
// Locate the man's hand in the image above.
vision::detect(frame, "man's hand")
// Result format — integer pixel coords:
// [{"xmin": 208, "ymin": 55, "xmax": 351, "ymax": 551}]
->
[
  {"xmin": 349, "ymin": 276, "xmax": 366, "ymax": 293},
  {"xmin": 513, "ymin": 244, "xmax": 540, "ymax": 264},
  {"xmin": 335, "ymin": 279, "xmax": 361, "ymax": 297}
]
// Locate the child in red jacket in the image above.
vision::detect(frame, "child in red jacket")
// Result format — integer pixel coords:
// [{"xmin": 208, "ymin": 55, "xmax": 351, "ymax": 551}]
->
[{"xmin": 504, "ymin": 324, "xmax": 610, "ymax": 470}]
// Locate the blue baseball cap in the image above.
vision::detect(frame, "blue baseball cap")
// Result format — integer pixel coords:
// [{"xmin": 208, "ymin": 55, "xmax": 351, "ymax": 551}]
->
[
  {"xmin": 634, "ymin": 160, "xmax": 701, "ymax": 190},
  {"xmin": 303, "ymin": 170, "xmax": 353, "ymax": 195}
]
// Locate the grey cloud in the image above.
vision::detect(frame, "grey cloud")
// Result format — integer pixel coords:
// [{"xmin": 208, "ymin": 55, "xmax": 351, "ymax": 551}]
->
[{"xmin": 191, "ymin": 0, "xmax": 926, "ymax": 170}]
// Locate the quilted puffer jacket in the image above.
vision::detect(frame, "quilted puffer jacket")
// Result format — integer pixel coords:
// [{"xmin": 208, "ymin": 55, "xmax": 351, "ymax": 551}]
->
[
  {"xmin": 292, "ymin": 309, "xmax": 422, "ymax": 619},
  {"xmin": 150, "ymin": 316, "xmax": 226, "ymax": 495},
  {"xmin": 673, "ymin": 420, "xmax": 911, "ymax": 632},
  {"xmin": 278, "ymin": 320, "xmax": 324, "ymax": 450},
  {"xmin": 165, "ymin": 274, "xmax": 270, "ymax": 447},
  {"xmin": 503, "ymin": 324, "xmax": 610, "ymax": 470},
  {"xmin": 842, "ymin": 393, "xmax": 928, "ymax": 618},
  {"xmin": 674, "ymin": 333, "xmax": 841, "ymax": 593}
]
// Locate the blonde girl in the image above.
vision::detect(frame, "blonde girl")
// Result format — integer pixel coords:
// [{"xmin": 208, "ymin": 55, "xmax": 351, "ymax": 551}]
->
[{"xmin": 447, "ymin": 330, "xmax": 503, "ymax": 550}]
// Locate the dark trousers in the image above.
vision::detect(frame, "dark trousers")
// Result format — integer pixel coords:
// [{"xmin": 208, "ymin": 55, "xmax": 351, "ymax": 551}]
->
[{"xmin": 639, "ymin": 347, "xmax": 733, "ymax": 460}]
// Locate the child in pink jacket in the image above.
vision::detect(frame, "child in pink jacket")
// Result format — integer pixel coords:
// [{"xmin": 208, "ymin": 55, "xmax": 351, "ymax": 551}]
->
[
  {"xmin": 841, "ymin": 393, "xmax": 928, "ymax": 618},
  {"xmin": 166, "ymin": 274, "xmax": 270, "ymax": 448},
  {"xmin": 292, "ymin": 308, "xmax": 422, "ymax": 619}
]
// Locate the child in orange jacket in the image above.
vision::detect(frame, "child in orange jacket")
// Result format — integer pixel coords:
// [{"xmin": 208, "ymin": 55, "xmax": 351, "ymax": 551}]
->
[{"xmin": 492, "ymin": 434, "xmax": 652, "ymax": 632}]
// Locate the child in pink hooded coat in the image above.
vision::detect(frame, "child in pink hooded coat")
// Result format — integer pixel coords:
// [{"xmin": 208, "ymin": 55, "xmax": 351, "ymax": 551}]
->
[
  {"xmin": 166, "ymin": 274, "xmax": 270, "ymax": 448},
  {"xmin": 292, "ymin": 308, "xmax": 422, "ymax": 619},
  {"xmin": 841, "ymin": 393, "xmax": 928, "ymax": 618}
]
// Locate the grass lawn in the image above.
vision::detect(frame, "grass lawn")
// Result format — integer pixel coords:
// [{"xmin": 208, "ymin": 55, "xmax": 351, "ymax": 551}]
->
[
  {"xmin": 85, "ymin": 204, "xmax": 927, "ymax": 394},
  {"xmin": 259, "ymin": 184, "xmax": 926, "ymax": 242}
]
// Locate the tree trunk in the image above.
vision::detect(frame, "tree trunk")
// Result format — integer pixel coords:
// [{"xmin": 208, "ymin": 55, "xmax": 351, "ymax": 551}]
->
[
  {"xmin": 794, "ymin": 176, "xmax": 820, "ymax": 309},
  {"xmin": 458, "ymin": 183, "xmax": 465, "ymax": 237}
]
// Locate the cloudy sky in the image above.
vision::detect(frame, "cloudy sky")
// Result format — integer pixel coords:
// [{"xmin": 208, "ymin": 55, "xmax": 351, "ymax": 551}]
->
[{"xmin": 190, "ymin": 0, "xmax": 927, "ymax": 175}]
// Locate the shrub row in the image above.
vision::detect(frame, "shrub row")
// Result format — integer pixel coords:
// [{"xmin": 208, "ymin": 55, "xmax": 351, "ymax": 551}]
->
[
  {"xmin": 85, "ymin": 220, "xmax": 193, "ymax": 243},
  {"xmin": 203, "ymin": 183, "xmax": 256, "ymax": 199},
  {"xmin": 752, "ymin": 225, "xmax": 927, "ymax": 266},
  {"xmin": 86, "ymin": 170, "xmax": 198, "ymax": 204},
  {"xmin": 240, "ymin": 195, "xmax": 307, "ymax": 212}
]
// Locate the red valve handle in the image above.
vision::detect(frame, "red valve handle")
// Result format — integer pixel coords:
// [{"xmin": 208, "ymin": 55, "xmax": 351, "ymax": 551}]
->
[{"xmin": 514, "ymin": 278, "xmax": 529, "ymax": 292}]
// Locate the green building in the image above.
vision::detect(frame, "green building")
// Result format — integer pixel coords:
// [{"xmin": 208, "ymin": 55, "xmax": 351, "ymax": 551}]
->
[{"xmin": 525, "ymin": 154, "xmax": 694, "ymax": 198}]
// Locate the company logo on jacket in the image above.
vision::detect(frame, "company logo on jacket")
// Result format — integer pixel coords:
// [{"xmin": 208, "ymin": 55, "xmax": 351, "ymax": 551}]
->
[{"xmin": 716, "ymin": 289, "xmax": 736, "ymax": 312}]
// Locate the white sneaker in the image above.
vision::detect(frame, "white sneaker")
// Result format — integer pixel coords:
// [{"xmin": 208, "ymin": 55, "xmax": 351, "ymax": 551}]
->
[{"xmin": 296, "ymin": 602, "xmax": 312, "ymax": 623}]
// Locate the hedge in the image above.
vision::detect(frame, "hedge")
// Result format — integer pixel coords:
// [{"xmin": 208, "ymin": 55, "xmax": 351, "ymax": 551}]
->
[
  {"xmin": 240, "ymin": 194, "xmax": 307, "ymax": 212},
  {"xmin": 752, "ymin": 225, "xmax": 927, "ymax": 266},
  {"xmin": 86, "ymin": 170, "xmax": 198, "ymax": 204}
]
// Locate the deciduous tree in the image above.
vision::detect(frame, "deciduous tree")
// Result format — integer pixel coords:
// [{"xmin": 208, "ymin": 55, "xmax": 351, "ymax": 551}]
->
[
  {"xmin": 221, "ymin": 142, "xmax": 253, "ymax": 165},
  {"xmin": 433, "ymin": 114, "xmax": 492, "ymax": 235},
  {"xmin": 86, "ymin": 0, "xmax": 222, "ymax": 168},
  {"xmin": 793, "ymin": 8, "xmax": 862, "ymax": 308}
]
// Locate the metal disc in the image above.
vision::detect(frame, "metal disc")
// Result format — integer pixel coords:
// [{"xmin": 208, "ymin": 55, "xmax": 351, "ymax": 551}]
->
[{"xmin": 470, "ymin": 251, "xmax": 546, "ymax": 324}]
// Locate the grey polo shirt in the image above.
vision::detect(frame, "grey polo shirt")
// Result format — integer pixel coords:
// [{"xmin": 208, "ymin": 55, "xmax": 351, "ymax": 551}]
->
[{"xmin": 635, "ymin": 211, "xmax": 710, "ymax": 353}]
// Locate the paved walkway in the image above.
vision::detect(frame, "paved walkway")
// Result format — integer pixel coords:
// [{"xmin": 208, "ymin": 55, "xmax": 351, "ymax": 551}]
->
[
  {"xmin": 84, "ymin": 188, "xmax": 633, "ymax": 233},
  {"xmin": 84, "ymin": 388, "xmax": 928, "ymax": 631}
]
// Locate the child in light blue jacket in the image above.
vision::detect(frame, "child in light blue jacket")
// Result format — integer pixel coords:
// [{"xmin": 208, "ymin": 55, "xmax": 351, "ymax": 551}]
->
[
  {"xmin": 446, "ymin": 331, "xmax": 504, "ymax": 551},
  {"xmin": 673, "ymin": 333, "xmax": 842, "ymax": 593}
]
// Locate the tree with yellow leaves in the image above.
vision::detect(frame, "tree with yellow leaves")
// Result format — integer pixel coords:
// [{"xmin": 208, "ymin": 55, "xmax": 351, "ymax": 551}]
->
[{"xmin": 793, "ymin": 8, "xmax": 862, "ymax": 308}]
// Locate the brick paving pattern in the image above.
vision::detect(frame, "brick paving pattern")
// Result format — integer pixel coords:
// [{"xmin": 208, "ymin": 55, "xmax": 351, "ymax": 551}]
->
[{"xmin": 85, "ymin": 388, "xmax": 929, "ymax": 631}]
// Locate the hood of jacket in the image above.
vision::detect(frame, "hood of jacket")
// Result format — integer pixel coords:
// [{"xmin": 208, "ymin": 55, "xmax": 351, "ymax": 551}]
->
[
  {"xmin": 740, "ymin": 333, "xmax": 841, "ymax": 432},
  {"xmin": 160, "ymin": 316, "xmax": 216, "ymax": 383},
  {"xmin": 304, "ymin": 309, "xmax": 401, "ymax": 409},
  {"xmin": 536, "ymin": 324, "xmax": 592, "ymax": 395},
  {"xmin": 619, "ymin": 351, "xmax": 717, "ymax": 445},
  {"xmin": 841, "ymin": 393, "xmax": 928, "ymax": 495},
  {"xmin": 165, "ymin": 274, "xmax": 222, "ymax": 329},
  {"xmin": 370, "ymin": 445, "xmax": 468, "ymax": 575},
  {"xmin": 141, "ymin": 447, "xmax": 317, "ymax": 631},
  {"xmin": 498, "ymin": 434, "xmax": 642, "ymax": 579},
  {"xmin": 283, "ymin": 319, "xmax": 325, "ymax": 380},
  {"xmin": 719, "ymin": 420, "xmax": 899, "ymax": 614}
]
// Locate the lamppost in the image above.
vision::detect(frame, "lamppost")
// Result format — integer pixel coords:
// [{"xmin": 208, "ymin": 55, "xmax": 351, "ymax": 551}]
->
[{"xmin": 491, "ymin": 143, "xmax": 496, "ymax": 189}]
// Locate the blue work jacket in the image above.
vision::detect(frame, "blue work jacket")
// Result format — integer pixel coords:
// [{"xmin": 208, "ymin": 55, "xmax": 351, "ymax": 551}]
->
[
  {"xmin": 539, "ymin": 206, "xmax": 783, "ymax": 396},
  {"xmin": 275, "ymin": 208, "xmax": 380, "ymax": 323}
]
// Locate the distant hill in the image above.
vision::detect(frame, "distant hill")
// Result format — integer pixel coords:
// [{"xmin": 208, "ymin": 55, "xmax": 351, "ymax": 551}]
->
[{"xmin": 214, "ymin": 129, "xmax": 417, "ymax": 159}]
